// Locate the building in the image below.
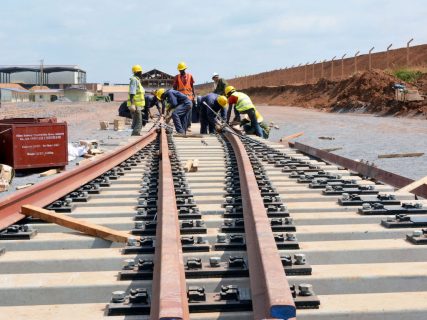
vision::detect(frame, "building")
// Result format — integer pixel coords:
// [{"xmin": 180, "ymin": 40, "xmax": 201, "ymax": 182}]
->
[
  {"xmin": 0, "ymin": 65, "xmax": 86, "ymax": 89},
  {"xmin": 101, "ymin": 69, "xmax": 174, "ymax": 102},
  {"xmin": 0, "ymin": 84, "xmax": 30, "ymax": 103},
  {"xmin": 64, "ymin": 86, "xmax": 94, "ymax": 102},
  {"xmin": 29, "ymin": 86, "xmax": 64, "ymax": 102}
]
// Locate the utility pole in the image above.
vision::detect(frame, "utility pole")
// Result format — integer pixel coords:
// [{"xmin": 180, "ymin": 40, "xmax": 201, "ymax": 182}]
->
[
  {"xmin": 354, "ymin": 51, "xmax": 360, "ymax": 74},
  {"xmin": 368, "ymin": 47, "xmax": 375, "ymax": 71},
  {"xmin": 331, "ymin": 56, "xmax": 336, "ymax": 80},
  {"xmin": 386, "ymin": 43, "xmax": 392, "ymax": 69},
  {"xmin": 341, "ymin": 54, "xmax": 347, "ymax": 79},
  {"xmin": 40, "ymin": 59, "xmax": 44, "ymax": 87},
  {"xmin": 407, "ymin": 38, "xmax": 414, "ymax": 67}
]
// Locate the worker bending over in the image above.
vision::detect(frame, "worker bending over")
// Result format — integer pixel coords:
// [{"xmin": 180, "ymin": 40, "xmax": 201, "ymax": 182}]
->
[
  {"xmin": 173, "ymin": 62, "xmax": 197, "ymax": 128},
  {"xmin": 241, "ymin": 110, "xmax": 270, "ymax": 138},
  {"xmin": 142, "ymin": 93, "xmax": 162, "ymax": 125},
  {"xmin": 198, "ymin": 94, "xmax": 227, "ymax": 134},
  {"xmin": 156, "ymin": 88, "xmax": 192, "ymax": 134},
  {"xmin": 127, "ymin": 65, "xmax": 145, "ymax": 136},
  {"xmin": 225, "ymin": 86, "xmax": 264, "ymax": 138}
]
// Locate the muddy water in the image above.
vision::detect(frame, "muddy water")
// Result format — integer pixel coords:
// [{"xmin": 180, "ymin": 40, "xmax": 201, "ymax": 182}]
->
[{"xmin": 258, "ymin": 105, "xmax": 427, "ymax": 180}]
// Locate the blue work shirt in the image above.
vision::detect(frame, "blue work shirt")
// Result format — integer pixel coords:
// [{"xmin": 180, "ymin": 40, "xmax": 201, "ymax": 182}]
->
[
  {"xmin": 164, "ymin": 89, "xmax": 191, "ymax": 109},
  {"xmin": 145, "ymin": 94, "xmax": 162, "ymax": 112},
  {"xmin": 201, "ymin": 93, "xmax": 226, "ymax": 118}
]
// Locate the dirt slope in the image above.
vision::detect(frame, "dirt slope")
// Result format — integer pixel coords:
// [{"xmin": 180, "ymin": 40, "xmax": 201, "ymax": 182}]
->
[{"xmin": 244, "ymin": 70, "xmax": 427, "ymax": 118}]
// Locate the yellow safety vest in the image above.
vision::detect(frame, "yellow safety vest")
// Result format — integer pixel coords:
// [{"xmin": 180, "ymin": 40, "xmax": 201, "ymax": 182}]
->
[
  {"xmin": 127, "ymin": 76, "xmax": 145, "ymax": 108},
  {"xmin": 232, "ymin": 92, "xmax": 255, "ymax": 112}
]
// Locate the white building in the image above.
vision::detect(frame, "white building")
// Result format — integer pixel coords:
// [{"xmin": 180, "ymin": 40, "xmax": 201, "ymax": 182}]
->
[{"xmin": 0, "ymin": 65, "xmax": 86, "ymax": 88}]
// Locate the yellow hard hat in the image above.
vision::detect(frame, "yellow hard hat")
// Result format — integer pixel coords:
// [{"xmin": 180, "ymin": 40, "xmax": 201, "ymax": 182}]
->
[
  {"xmin": 132, "ymin": 65, "xmax": 143, "ymax": 73},
  {"xmin": 217, "ymin": 95, "xmax": 228, "ymax": 108},
  {"xmin": 177, "ymin": 62, "xmax": 187, "ymax": 71},
  {"xmin": 224, "ymin": 85, "xmax": 236, "ymax": 96},
  {"xmin": 155, "ymin": 88, "xmax": 165, "ymax": 100}
]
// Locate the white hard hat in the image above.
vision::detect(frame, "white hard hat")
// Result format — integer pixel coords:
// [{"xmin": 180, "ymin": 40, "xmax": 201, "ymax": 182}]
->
[{"xmin": 212, "ymin": 72, "xmax": 219, "ymax": 78}]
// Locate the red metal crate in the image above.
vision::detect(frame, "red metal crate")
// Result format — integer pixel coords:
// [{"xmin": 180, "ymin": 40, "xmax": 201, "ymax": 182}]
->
[
  {"xmin": 0, "ymin": 119, "xmax": 68, "ymax": 170},
  {"xmin": 0, "ymin": 117, "xmax": 57, "ymax": 124}
]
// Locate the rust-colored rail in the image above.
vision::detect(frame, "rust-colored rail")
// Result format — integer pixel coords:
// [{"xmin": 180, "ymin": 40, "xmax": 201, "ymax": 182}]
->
[
  {"xmin": 225, "ymin": 131, "xmax": 296, "ymax": 319},
  {"xmin": 0, "ymin": 129, "xmax": 157, "ymax": 230},
  {"xmin": 289, "ymin": 141, "xmax": 427, "ymax": 198},
  {"xmin": 150, "ymin": 126, "xmax": 189, "ymax": 319}
]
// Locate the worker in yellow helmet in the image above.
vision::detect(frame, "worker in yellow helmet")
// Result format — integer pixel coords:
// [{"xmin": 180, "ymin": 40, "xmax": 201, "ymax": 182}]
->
[
  {"xmin": 225, "ymin": 85, "xmax": 264, "ymax": 138},
  {"xmin": 127, "ymin": 65, "xmax": 145, "ymax": 136},
  {"xmin": 197, "ymin": 93, "xmax": 227, "ymax": 134}
]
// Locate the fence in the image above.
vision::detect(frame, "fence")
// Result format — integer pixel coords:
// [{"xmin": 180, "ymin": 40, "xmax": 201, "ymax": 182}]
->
[{"xmin": 196, "ymin": 42, "xmax": 427, "ymax": 92}]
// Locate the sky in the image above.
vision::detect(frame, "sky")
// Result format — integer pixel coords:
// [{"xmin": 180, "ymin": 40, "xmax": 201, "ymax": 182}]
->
[{"xmin": 1, "ymin": 0, "xmax": 427, "ymax": 84}]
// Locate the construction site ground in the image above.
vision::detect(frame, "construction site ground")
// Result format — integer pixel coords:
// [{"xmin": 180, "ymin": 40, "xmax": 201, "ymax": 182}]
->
[{"xmin": 1, "ymin": 101, "xmax": 426, "ymax": 200}]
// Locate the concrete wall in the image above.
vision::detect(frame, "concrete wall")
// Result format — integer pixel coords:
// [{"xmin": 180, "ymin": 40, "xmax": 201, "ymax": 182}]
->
[
  {"xmin": 64, "ymin": 90, "xmax": 93, "ymax": 102},
  {"xmin": 0, "ymin": 89, "xmax": 30, "ymax": 102}
]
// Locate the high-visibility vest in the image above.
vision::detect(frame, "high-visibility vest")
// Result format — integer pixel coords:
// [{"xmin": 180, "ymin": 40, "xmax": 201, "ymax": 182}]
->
[
  {"xmin": 127, "ymin": 76, "xmax": 145, "ymax": 107},
  {"xmin": 232, "ymin": 92, "xmax": 255, "ymax": 113},
  {"xmin": 176, "ymin": 73, "xmax": 194, "ymax": 100}
]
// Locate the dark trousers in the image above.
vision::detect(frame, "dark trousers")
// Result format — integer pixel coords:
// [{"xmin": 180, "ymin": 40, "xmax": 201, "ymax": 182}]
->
[
  {"xmin": 240, "ymin": 108, "xmax": 263, "ymax": 137},
  {"xmin": 172, "ymin": 102, "xmax": 192, "ymax": 133}
]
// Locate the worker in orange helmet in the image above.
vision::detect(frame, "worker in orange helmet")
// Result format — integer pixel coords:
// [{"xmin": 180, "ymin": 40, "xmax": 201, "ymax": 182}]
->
[{"xmin": 173, "ymin": 62, "xmax": 196, "ymax": 130}]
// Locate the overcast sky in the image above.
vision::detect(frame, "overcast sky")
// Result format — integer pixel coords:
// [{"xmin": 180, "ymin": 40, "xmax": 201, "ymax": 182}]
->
[{"xmin": 1, "ymin": 0, "xmax": 426, "ymax": 84}]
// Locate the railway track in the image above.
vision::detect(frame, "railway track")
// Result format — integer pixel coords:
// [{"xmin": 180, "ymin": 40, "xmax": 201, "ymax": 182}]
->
[{"xmin": 0, "ymin": 122, "xmax": 426, "ymax": 319}]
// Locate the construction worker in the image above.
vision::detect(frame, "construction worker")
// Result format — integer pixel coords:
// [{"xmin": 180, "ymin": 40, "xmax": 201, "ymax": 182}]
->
[
  {"xmin": 173, "ymin": 62, "xmax": 196, "ymax": 128},
  {"xmin": 155, "ymin": 88, "xmax": 192, "ymax": 134},
  {"xmin": 240, "ymin": 110, "xmax": 270, "ymax": 138},
  {"xmin": 127, "ymin": 65, "xmax": 145, "ymax": 136},
  {"xmin": 212, "ymin": 72, "xmax": 228, "ymax": 95},
  {"xmin": 225, "ymin": 85, "xmax": 264, "ymax": 138},
  {"xmin": 199, "ymin": 94, "xmax": 227, "ymax": 134}
]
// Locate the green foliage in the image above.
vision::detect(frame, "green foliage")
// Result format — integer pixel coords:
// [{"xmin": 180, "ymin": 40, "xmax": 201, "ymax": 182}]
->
[{"xmin": 393, "ymin": 69, "xmax": 423, "ymax": 82}]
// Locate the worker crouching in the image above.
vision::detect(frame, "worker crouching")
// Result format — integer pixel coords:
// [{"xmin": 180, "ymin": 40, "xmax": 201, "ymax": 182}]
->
[
  {"xmin": 127, "ymin": 65, "xmax": 146, "ymax": 136},
  {"xmin": 199, "ymin": 94, "xmax": 227, "ymax": 134},
  {"xmin": 225, "ymin": 85, "xmax": 265, "ymax": 138},
  {"xmin": 156, "ymin": 88, "xmax": 192, "ymax": 134}
]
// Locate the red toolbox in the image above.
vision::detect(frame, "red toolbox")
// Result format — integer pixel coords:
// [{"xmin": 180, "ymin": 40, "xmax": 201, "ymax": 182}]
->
[{"xmin": 0, "ymin": 118, "xmax": 68, "ymax": 170}]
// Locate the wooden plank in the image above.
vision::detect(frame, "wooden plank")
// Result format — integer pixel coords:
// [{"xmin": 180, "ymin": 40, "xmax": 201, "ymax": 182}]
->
[
  {"xmin": 378, "ymin": 152, "xmax": 424, "ymax": 159},
  {"xmin": 190, "ymin": 159, "xmax": 199, "ymax": 172},
  {"xmin": 16, "ymin": 183, "xmax": 34, "ymax": 190},
  {"xmin": 184, "ymin": 159, "xmax": 193, "ymax": 172},
  {"xmin": 21, "ymin": 205, "xmax": 131, "ymax": 243},
  {"xmin": 280, "ymin": 132, "xmax": 304, "ymax": 142},
  {"xmin": 40, "ymin": 169, "xmax": 60, "ymax": 177},
  {"xmin": 398, "ymin": 176, "xmax": 427, "ymax": 194}
]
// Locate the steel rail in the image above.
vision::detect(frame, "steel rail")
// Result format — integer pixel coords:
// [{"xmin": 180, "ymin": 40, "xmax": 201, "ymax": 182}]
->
[
  {"xmin": 289, "ymin": 141, "xmax": 427, "ymax": 197},
  {"xmin": 224, "ymin": 131, "xmax": 296, "ymax": 320},
  {"xmin": 150, "ymin": 126, "xmax": 190, "ymax": 319},
  {"xmin": 0, "ymin": 129, "xmax": 157, "ymax": 230}
]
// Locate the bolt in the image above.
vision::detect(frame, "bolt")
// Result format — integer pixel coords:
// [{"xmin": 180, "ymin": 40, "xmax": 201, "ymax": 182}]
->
[
  {"xmin": 286, "ymin": 233, "xmax": 296, "ymax": 241},
  {"xmin": 294, "ymin": 254, "xmax": 306, "ymax": 265},
  {"xmin": 217, "ymin": 233, "xmax": 227, "ymax": 243},
  {"xmin": 412, "ymin": 230, "xmax": 423, "ymax": 237},
  {"xmin": 134, "ymin": 222, "xmax": 143, "ymax": 229},
  {"xmin": 386, "ymin": 216, "xmax": 395, "ymax": 222},
  {"xmin": 123, "ymin": 259, "xmax": 135, "ymax": 269},
  {"xmin": 209, "ymin": 257, "xmax": 221, "ymax": 267},
  {"xmin": 362, "ymin": 203, "xmax": 371, "ymax": 210},
  {"xmin": 298, "ymin": 284, "xmax": 314, "ymax": 296},
  {"xmin": 127, "ymin": 238, "xmax": 139, "ymax": 246},
  {"xmin": 111, "ymin": 290, "xmax": 126, "ymax": 303}
]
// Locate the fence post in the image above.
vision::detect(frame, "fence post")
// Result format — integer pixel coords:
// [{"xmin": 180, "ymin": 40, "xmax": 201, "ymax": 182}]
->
[
  {"xmin": 354, "ymin": 51, "xmax": 360, "ymax": 74},
  {"xmin": 386, "ymin": 44, "xmax": 392, "ymax": 69},
  {"xmin": 331, "ymin": 56, "xmax": 336, "ymax": 80},
  {"xmin": 368, "ymin": 47, "xmax": 375, "ymax": 70},
  {"xmin": 406, "ymin": 38, "xmax": 414, "ymax": 66},
  {"xmin": 341, "ymin": 54, "xmax": 347, "ymax": 79},
  {"xmin": 312, "ymin": 60, "xmax": 316, "ymax": 82}
]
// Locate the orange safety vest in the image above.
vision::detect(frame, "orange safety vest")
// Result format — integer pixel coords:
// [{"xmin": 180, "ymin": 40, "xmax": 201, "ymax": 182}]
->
[{"xmin": 176, "ymin": 73, "xmax": 194, "ymax": 100}]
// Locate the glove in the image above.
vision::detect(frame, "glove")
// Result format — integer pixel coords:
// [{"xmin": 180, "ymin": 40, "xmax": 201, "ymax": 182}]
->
[{"xmin": 128, "ymin": 105, "xmax": 136, "ymax": 113}]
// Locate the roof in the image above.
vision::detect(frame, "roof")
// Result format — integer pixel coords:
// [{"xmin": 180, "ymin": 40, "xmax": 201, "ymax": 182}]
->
[
  {"xmin": 29, "ymin": 86, "xmax": 50, "ymax": 91},
  {"xmin": 141, "ymin": 69, "xmax": 174, "ymax": 80},
  {"xmin": 0, "ymin": 83, "xmax": 29, "ymax": 92},
  {"xmin": 31, "ymin": 89, "xmax": 63, "ymax": 94},
  {"xmin": 0, "ymin": 65, "xmax": 86, "ymax": 73}
]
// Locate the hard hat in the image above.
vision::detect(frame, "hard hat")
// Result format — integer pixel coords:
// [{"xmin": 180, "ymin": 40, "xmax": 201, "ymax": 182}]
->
[
  {"xmin": 155, "ymin": 88, "xmax": 165, "ymax": 100},
  {"xmin": 212, "ymin": 72, "xmax": 219, "ymax": 79},
  {"xmin": 224, "ymin": 85, "xmax": 236, "ymax": 96},
  {"xmin": 132, "ymin": 65, "xmax": 143, "ymax": 73},
  {"xmin": 217, "ymin": 95, "xmax": 228, "ymax": 108},
  {"xmin": 177, "ymin": 62, "xmax": 187, "ymax": 71}
]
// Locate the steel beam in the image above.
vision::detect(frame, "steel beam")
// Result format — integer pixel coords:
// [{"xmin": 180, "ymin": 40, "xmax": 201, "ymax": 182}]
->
[
  {"xmin": 0, "ymin": 130, "xmax": 157, "ymax": 230},
  {"xmin": 150, "ymin": 127, "xmax": 189, "ymax": 319},
  {"xmin": 225, "ymin": 131, "xmax": 296, "ymax": 320},
  {"xmin": 289, "ymin": 142, "xmax": 426, "ymax": 196}
]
